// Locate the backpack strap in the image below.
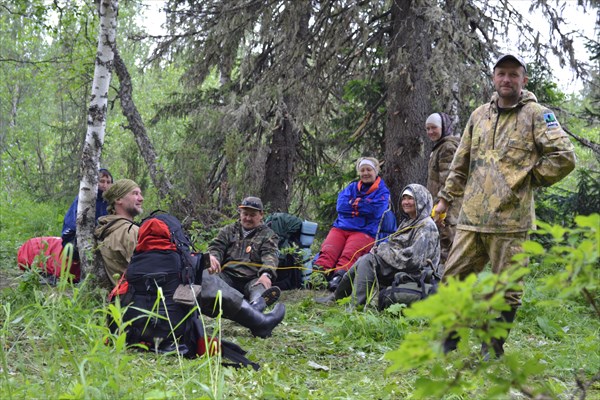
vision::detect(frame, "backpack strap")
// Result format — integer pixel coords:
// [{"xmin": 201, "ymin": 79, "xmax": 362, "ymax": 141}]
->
[
  {"xmin": 220, "ymin": 340, "xmax": 260, "ymax": 370},
  {"xmin": 96, "ymin": 218, "xmax": 137, "ymax": 242}
]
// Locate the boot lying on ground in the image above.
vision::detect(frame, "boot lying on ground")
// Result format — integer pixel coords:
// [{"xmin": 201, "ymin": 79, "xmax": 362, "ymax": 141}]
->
[{"xmin": 231, "ymin": 300, "xmax": 286, "ymax": 338}]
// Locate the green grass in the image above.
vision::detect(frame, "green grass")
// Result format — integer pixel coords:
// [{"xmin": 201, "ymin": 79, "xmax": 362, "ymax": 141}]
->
[
  {"xmin": 1, "ymin": 276, "xmax": 598, "ymax": 399},
  {"xmin": 1, "ymin": 196, "xmax": 598, "ymax": 399}
]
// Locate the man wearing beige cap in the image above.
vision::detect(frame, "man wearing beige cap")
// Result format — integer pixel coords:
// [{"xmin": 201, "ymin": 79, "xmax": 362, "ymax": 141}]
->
[
  {"xmin": 95, "ymin": 179, "xmax": 144, "ymax": 285},
  {"xmin": 209, "ymin": 196, "xmax": 282, "ymax": 312}
]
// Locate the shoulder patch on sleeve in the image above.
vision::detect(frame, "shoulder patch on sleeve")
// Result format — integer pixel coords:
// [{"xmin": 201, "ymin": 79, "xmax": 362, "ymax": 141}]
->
[{"xmin": 543, "ymin": 112, "xmax": 560, "ymax": 128}]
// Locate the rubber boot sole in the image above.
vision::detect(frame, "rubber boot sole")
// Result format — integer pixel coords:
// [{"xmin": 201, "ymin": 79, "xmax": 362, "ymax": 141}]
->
[{"xmin": 261, "ymin": 286, "xmax": 281, "ymax": 307}]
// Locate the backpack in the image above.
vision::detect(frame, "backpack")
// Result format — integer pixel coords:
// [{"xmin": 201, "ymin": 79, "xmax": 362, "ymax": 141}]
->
[
  {"xmin": 377, "ymin": 266, "xmax": 439, "ymax": 311},
  {"xmin": 266, "ymin": 213, "xmax": 318, "ymax": 290},
  {"xmin": 17, "ymin": 236, "xmax": 81, "ymax": 282},
  {"xmin": 108, "ymin": 212, "xmax": 258, "ymax": 369},
  {"xmin": 375, "ymin": 206, "xmax": 398, "ymax": 244},
  {"xmin": 118, "ymin": 212, "xmax": 203, "ymax": 356}
]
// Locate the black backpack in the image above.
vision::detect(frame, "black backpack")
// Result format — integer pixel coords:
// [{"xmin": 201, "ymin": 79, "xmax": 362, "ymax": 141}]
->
[
  {"xmin": 378, "ymin": 266, "xmax": 439, "ymax": 311},
  {"xmin": 122, "ymin": 212, "xmax": 204, "ymax": 355},
  {"xmin": 113, "ymin": 211, "xmax": 259, "ymax": 369}
]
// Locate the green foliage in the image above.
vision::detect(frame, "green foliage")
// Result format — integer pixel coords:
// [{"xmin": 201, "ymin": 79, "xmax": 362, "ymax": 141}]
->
[
  {"xmin": 535, "ymin": 169, "xmax": 600, "ymax": 228},
  {"xmin": 384, "ymin": 217, "xmax": 600, "ymax": 398},
  {"xmin": 0, "ymin": 191, "xmax": 64, "ymax": 265},
  {"xmin": 517, "ymin": 214, "xmax": 600, "ymax": 317},
  {"xmin": 0, "ymin": 270, "xmax": 225, "ymax": 399}
]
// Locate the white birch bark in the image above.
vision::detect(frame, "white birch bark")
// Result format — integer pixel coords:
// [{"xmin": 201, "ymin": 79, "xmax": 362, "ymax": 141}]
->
[{"xmin": 77, "ymin": 0, "xmax": 118, "ymax": 282}]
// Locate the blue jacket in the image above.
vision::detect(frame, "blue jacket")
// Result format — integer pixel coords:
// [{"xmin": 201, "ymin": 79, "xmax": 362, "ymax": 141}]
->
[
  {"xmin": 61, "ymin": 190, "xmax": 109, "ymax": 245},
  {"xmin": 333, "ymin": 177, "xmax": 391, "ymax": 238}
]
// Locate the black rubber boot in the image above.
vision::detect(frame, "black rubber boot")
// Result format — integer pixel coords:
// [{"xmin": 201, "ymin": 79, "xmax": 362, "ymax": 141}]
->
[
  {"xmin": 250, "ymin": 286, "xmax": 281, "ymax": 312},
  {"xmin": 250, "ymin": 297, "xmax": 267, "ymax": 312},
  {"xmin": 481, "ymin": 307, "xmax": 517, "ymax": 361},
  {"xmin": 443, "ymin": 331, "xmax": 460, "ymax": 354},
  {"xmin": 327, "ymin": 274, "xmax": 343, "ymax": 292},
  {"xmin": 231, "ymin": 300, "xmax": 286, "ymax": 338}
]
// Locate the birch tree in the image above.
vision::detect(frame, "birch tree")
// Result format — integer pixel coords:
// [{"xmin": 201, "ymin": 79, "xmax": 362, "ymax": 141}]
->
[{"xmin": 77, "ymin": 0, "xmax": 118, "ymax": 283}]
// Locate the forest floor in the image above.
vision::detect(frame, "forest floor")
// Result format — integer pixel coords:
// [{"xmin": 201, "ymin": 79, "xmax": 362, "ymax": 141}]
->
[{"xmin": 1, "ymin": 262, "xmax": 599, "ymax": 399}]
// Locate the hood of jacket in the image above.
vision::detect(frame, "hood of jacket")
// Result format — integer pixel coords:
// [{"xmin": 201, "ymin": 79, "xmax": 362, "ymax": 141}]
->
[
  {"xmin": 398, "ymin": 183, "xmax": 433, "ymax": 224},
  {"xmin": 94, "ymin": 214, "xmax": 136, "ymax": 241},
  {"xmin": 490, "ymin": 89, "xmax": 537, "ymax": 112}
]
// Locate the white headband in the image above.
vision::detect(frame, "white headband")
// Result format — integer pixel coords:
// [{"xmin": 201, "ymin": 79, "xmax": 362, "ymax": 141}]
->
[{"xmin": 358, "ymin": 159, "xmax": 376, "ymax": 171}]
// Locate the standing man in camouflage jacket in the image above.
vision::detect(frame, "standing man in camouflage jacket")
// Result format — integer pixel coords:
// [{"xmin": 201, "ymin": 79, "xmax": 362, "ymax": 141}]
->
[
  {"xmin": 209, "ymin": 196, "xmax": 282, "ymax": 312},
  {"xmin": 434, "ymin": 54, "xmax": 576, "ymax": 358}
]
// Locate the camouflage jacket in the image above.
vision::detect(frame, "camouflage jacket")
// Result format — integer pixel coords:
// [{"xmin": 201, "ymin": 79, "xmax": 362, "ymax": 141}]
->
[
  {"xmin": 427, "ymin": 135, "xmax": 461, "ymax": 225},
  {"xmin": 94, "ymin": 214, "xmax": 139, "ymax": 285},
  {"xmin": 208, "ymin": 221, "xmax": 280, "ymax": 279},
  {"xmin": 440, "ymin": 90, "xmax": 576, "ymax": 233},
  {"xmin": 376, "ymin": 184, "xmax": 441, "ymax": 276}
]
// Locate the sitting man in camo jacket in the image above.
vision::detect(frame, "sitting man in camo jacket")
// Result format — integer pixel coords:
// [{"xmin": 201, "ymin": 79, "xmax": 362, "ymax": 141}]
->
[{"xmin": 208, "ymin": 196, "xmax": 282, "ymax": 312}]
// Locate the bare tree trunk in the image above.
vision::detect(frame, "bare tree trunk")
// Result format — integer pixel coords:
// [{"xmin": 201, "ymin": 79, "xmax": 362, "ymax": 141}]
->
[
  {"xmin": 260, "ymin": 100, "xmax": 300, "ymax": 212},
  {"xmin": 113, "ymin": 47, "xmax": 174, "ymax": 201},
  {"xmin": 260, "ymin": 1, "xmax": 310, "ymax": 212},
  {"xmin": 383, "ymin": 0, "xmax": 433, "ymax": 207},
  {"xmin": 77, "ymin": 0, "xmax": 118, "ymax": 282}
]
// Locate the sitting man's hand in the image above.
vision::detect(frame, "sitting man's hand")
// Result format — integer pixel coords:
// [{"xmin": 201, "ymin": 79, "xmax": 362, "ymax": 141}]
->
[
  {"xmin": 253, "ymin": 272, "xmax": 272, "ymax": 289},
  {"xmin": 208, "ymin": 254, "xmax": 221, "ymax": 274}
]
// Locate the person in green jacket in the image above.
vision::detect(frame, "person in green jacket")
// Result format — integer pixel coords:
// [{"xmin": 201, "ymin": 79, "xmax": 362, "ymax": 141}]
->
[
  {"xmin": 208, "ymin": 196, "xmax": 282, "ymax": 312},
  {"xmin": 434, "ymin": 53, "xmax": 576, "ymax": 358},
  {"xmin": 95, "ymin": 179, "xmax": 143, "ymax": 285}
]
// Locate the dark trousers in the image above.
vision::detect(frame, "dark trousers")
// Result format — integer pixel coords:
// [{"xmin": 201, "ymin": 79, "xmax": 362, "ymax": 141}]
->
[
  {"xmin": 217, "ymin": 271, "xmax": 265, "ymax": 304},
  {"xmin": 200, "ymin": 271, "xmax": 245, "ymax": 318}
]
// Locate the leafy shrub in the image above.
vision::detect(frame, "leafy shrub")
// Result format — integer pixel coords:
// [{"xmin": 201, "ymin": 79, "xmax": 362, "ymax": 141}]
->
[{"xmin": 384, "ymin": 215, "xmax": 599, "ymax": 399}]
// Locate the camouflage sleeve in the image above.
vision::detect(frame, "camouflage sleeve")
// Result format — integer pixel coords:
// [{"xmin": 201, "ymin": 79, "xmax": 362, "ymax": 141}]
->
[
  {"xmin": 531, "ymin": 109, "xmax": 576, "ymax": 187},
  {"xmin": 436, "ymin": 140, "xmax": 459, "ymax": 199},
  {"xmin": 440, "ymin": 120, "xmax": 472, "ymax": 204},
  {"xmin": 257, "ymin": 230, "xmax": 280, "ymax": 279},
  {"xmin": 377, "ymin": 221, "xmax": 439, "ymax": 274},
  {"xmin": 208, "ymin": 225, "xmax": 232, "ymax": 264}
]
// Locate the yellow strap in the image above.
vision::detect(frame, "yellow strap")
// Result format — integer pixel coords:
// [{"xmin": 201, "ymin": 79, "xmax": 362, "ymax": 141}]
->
[{"xmin": 220, "ymin": 222, "xmax": 426, "ymax": 274}]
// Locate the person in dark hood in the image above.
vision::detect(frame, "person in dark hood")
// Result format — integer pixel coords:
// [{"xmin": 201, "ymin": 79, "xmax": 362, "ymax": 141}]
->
[
  {"xmin": 425, "ymin": 112, "xmax": 461, "ymax": 264},
  {"xmin": 61, "ymin": 168, "xmax": 114, "ymax": 257},
  {"xmin": 317, "ymin": 183, "xmax": 440, "ymax": 308}
]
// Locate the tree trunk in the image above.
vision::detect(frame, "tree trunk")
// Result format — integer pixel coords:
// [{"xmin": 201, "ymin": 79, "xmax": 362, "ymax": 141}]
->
[
  {"xmin": 259, "ymin": 1, "xmax": 310, "ymax": 212},
  {"xmin": 77, "ymin": 0, "xmax": 118, "ymax": 282},
  {"xmin": 113, "ymin": 47, "xmax": 174, "ymax": 201},
  {"xmin": 383, "ymin": 0, "xmax": 433, "ymax": 209},
  {"xmin": 260, "ymin": 100, "xmax": 300, "ymax": 213}
]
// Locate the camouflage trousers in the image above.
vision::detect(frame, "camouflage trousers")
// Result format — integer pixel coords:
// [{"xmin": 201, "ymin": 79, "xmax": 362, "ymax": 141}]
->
[
  {"xmin": 443, "ymin": 229, "xmax": 528, "ymax": 306},
  {"xmin": 334, "ymin": 253, "xmax": 394, "ymax": 307},
  {"xmin": 439, "ymin": 223, "xmax": 457, "ymax": 266}
]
